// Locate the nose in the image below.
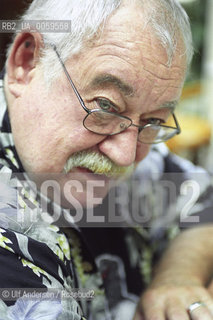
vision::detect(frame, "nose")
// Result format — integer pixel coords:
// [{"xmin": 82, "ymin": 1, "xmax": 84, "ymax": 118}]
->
[{"xmin": 98, "ymin": 127, "xmax": 139, "ymax": 167}]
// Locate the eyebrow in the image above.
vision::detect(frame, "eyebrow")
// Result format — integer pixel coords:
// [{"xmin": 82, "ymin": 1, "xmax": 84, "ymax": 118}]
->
[
  {"xmin": 88, "ymin": 74, "xmax": 135, "ymax": 97},
  {"xmin": 160, "ymin": 101, "xmax": 178, "ymax": 111},
  {"xmin": 87, "ymin": 73, "xmax": 178, "ymax": 111}
]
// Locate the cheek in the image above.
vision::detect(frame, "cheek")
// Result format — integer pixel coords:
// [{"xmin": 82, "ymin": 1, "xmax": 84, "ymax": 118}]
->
[
  {"xmin": 10, "ymin": 98, "xmax": 106, "ymax": 173},
  {"xmin": 9, "ymin": 101, "xmax": 67, "ymax": 171}
]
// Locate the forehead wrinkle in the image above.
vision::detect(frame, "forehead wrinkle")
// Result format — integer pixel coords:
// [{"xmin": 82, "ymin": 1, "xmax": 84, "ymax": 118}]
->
[{"xmin": 87, "ymin": 74, "xmax": 135, "ymax": 97}]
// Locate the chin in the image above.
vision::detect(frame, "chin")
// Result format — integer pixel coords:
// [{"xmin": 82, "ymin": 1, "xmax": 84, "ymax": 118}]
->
[
  {"xmin": 64, "ymin": 171, "xmax": 114, "ymax": 208},
  {"xmin": 59, "ymin": 185, "xmax": 110, "ymax": 210},
  {"xmin": 30, "ymin": 171, "xmax": 112, "ymax": 208}
]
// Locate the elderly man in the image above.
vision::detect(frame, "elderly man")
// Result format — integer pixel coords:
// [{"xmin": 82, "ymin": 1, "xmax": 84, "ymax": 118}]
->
[{"xmin": 0, "ymin": 0, "xmax": 213, "ymax": 319}]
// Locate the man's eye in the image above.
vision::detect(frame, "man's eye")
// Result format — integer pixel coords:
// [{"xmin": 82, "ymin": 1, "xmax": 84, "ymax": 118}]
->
[
  {"xmin": 95, "ymin": 98, "xmax": 118, "ymax": 112},
  {"xmin": 143, "ymin": 118, "xmax": 164, "ymax": 126}
]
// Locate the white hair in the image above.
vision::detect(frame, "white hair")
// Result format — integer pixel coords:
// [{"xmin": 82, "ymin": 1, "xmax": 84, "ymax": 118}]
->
[{"xmin": 6, "ymin": 0, "xmax": 193, "ymax": 83}]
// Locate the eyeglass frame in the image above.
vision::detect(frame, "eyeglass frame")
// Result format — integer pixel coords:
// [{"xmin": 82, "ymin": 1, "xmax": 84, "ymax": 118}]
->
[{"xmin": 52, "ymin": 44, "xmax": 181, "ymax": 144}]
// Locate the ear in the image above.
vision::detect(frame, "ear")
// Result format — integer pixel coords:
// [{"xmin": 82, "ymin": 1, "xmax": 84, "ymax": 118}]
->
[{"xmin": 7, "ymin": 32, "xmax": 43, "ymax": 98}]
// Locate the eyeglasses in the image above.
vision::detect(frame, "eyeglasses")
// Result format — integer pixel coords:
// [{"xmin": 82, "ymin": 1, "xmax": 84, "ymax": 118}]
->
[{"xmin": 52, "ymin": 45, "xmax": 181, "ymax": 144}]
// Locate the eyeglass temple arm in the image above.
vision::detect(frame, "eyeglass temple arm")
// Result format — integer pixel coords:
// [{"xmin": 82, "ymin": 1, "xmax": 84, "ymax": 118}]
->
[
  {"xmin": 173, "ymin": 113, "xmax": 181, "ymax": 134},
  {"xmin": 51, "ymin": 44, "xmax": 89, "ymax": 113}
]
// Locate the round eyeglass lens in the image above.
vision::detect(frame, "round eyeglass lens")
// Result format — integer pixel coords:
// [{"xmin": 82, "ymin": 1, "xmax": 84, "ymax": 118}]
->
[
  {"xmin": 84, "ymin": 110, "xmax": 132, "ymax": 135},
  {"xmin": 139, "ymin": 125, "xmax": 178, "ymax": 144}
]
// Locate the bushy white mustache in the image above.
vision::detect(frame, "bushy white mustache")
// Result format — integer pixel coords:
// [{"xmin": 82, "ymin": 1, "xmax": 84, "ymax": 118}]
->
[{"xmin": 63, "ymin": 150, "xmax": 134, "ymax": 178}]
